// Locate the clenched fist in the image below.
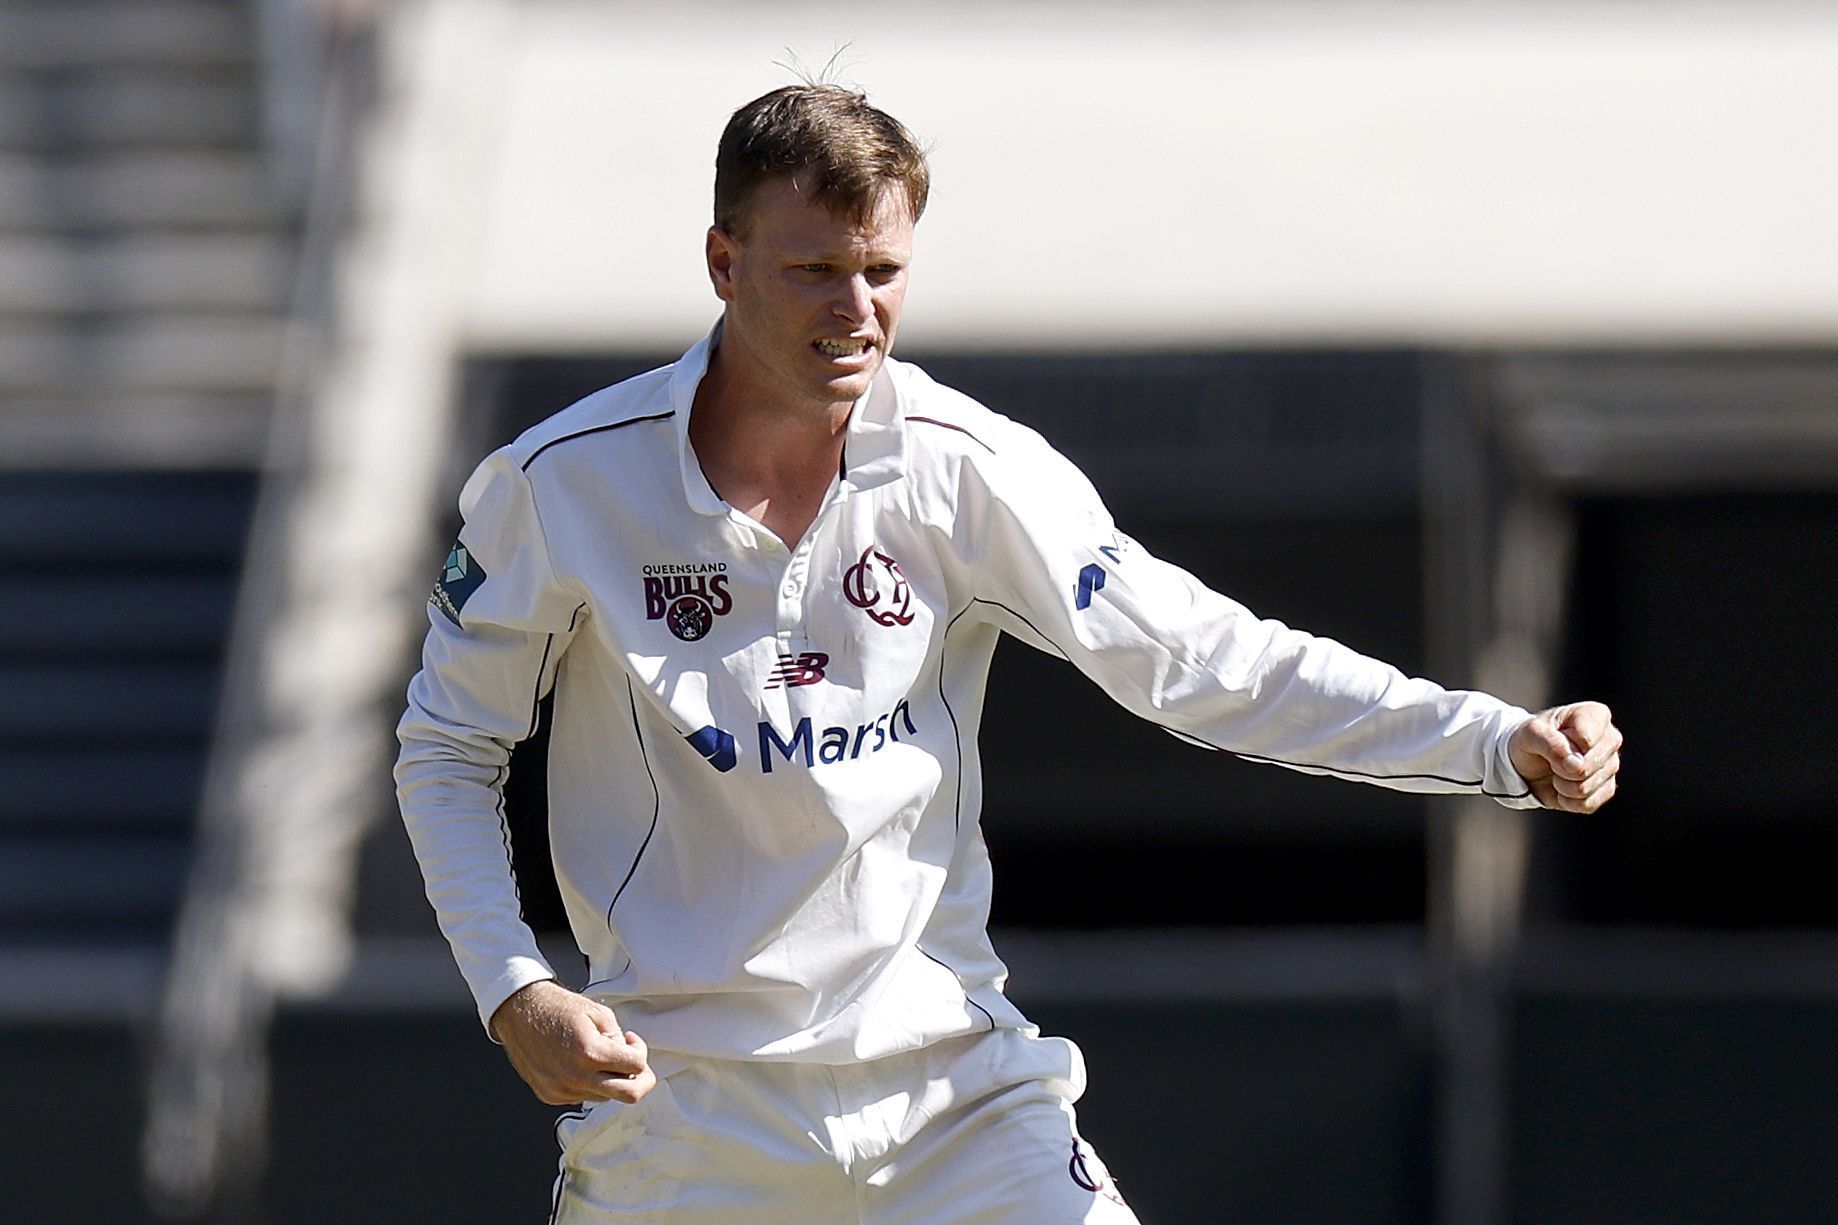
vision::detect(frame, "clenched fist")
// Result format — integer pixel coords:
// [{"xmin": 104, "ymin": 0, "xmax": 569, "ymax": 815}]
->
[
  {"xmin": 489, "ymin": 979, "xmax": 657, "ymax": 1106},
  {"xmin": 1508, "ymin": 701, "xmax": 1623, "ymax": 814}
]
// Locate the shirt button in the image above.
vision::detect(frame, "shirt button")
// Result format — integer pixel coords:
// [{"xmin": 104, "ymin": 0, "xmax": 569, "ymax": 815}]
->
[{"xmin": 786, "ymin": 580, "xmax": 803, "ymax": 597}]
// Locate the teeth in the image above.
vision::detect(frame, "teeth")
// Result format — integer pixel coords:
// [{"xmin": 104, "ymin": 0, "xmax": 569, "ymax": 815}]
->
[{"xmin": 816, "ymin": 338, "xmax": 868, "ymax": 357}]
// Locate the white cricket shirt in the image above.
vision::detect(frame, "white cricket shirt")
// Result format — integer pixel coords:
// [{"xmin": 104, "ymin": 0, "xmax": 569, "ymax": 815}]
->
[{"xmin": 395, "ymin": 327, "xmax": 1538, "ymax": 1064}]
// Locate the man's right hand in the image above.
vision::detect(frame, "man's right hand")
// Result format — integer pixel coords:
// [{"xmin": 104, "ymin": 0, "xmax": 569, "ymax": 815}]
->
[{"xmin": 488, "ymin": 979, "xmax": 658, "ymax": 1106}]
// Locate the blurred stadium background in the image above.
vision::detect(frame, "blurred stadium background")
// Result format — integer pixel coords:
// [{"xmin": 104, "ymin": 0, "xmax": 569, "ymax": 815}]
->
[{"xmin": 2, "ymin": 1, "xmax": 1836, "ymax": 1222}]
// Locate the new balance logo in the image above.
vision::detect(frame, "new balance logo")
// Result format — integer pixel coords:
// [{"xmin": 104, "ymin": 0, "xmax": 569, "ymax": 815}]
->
[{"xmin": 764, "ymin": 652, "xmax": 829, "ymax": 689}]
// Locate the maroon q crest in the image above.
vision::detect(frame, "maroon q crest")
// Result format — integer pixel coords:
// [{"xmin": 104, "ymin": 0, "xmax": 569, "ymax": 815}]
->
[
  {"xmin": 1068, "ymin": 1141, "xmax": 1128, "ymax": 1207},
  {"xmin": 842, "ymin": 545, "xmax": 914, "ymax": 627}
]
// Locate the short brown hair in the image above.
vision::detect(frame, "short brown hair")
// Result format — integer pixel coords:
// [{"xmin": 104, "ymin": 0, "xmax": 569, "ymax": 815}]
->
[{"xmin": 714, "ymin": 85, "xmax": 930, "ymax": 237}]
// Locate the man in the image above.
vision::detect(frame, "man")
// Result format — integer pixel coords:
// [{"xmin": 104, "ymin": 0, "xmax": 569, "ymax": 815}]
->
[{"xmin": 396, "ymin": 85, "xmax": 1621, "ymax": 1223}]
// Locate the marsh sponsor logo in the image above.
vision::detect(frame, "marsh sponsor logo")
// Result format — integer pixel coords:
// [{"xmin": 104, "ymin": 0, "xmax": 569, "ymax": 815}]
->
[
  {"xmin": 758, "ymin": 701, "xmax": 917, "ymax": 773},
  {"xmin": 1074, "ymin": 535, "xmax": 1129, "ymax": 613},
  {"xmin": 684, "ymin": 725, "xmax": 737, "ymax": 772},
  {"xmin": 642, "ymin": 562, "xmax": 732, "ymax": 641}
]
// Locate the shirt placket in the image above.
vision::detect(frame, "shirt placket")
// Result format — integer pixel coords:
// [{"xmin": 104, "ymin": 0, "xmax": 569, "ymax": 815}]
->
[
  {"xmin": 776, "ymin": 484, "xmax": 849, "ymax": 656},
  {"xmin": 776, "ymin": 543, "xmax": 809, "ymax": 657}
]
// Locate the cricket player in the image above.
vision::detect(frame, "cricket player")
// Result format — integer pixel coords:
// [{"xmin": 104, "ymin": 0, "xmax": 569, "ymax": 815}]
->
[{"xmin": 396, "ymin": 84, "xmax": 1622, "ymax": 1223}]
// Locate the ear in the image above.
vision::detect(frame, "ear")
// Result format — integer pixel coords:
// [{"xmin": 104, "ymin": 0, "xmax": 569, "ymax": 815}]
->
[{"xmin": 706, "ymin": 226, "xmax": 739, "ymax": 302}]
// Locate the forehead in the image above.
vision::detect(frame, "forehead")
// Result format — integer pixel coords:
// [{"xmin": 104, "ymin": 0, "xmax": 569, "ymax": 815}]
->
[{"xmin": 739, "ymin": 176, "xmax": 914, "ymax": 253}]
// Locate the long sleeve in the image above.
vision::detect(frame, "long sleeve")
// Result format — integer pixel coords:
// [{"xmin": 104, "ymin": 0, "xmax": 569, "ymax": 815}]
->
[
  {"xmin": 395, "ymin": 449, "xmax": 588, "ymax": 1033},
  {"xmin": 958, "ymin": 423, "xmax": 1538, "ymax": 808}
]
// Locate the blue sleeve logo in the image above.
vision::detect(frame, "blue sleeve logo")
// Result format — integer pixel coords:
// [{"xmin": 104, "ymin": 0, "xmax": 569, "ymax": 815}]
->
[
  {"xmin": 430, "ymin": 540, "xmax": 487, "ymax": 626},
  {"xmin": 1075, "ymin": 563, "xmax": 1107, "ymax": 611}
]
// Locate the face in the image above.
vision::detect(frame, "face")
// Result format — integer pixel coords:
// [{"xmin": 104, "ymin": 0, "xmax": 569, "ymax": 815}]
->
[{"xmin": 706, "ymin": 176, "xmax": 914, "ymax": 415}]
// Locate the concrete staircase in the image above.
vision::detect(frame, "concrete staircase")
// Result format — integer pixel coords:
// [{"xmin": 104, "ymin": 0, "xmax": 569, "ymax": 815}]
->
[
  {"xmin": 0, "ymin": 0, "xmax": 288, "ymax": 465},
  {"xmin": 0, "ymin": 1, "xmax": 290, "ymax": 960}
]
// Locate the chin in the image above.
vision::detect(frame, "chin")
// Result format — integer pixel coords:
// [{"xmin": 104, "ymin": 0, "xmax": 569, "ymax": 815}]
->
[{"xmin": 820, "ymin": 368, "xmax": 879, "ymax": 404}]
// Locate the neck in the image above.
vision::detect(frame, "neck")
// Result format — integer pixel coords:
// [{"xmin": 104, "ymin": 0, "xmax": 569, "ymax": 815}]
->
[{"xmin": 687, "ymin": 346, "xmax": 851, "ymax": 547}]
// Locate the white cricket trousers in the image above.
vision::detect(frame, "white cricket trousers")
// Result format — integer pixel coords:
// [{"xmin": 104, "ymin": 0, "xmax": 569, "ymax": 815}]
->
[{"xmin": 549, "ymin": 1027, "xmax": 1142, "ymax": 1224}]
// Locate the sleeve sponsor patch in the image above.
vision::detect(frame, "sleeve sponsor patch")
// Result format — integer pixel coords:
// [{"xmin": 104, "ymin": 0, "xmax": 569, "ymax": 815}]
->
[
  {"xmin": 1074, "ymin": 562, "xmax": 1107, "ymax": 611},
  {"xmin": 430, "ymin": 540, "xmax": 487, "ymax": 626}
]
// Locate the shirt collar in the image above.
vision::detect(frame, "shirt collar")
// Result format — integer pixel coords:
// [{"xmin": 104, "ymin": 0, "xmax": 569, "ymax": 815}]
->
[
  {"xmin": 667, "ymin": 320, "xmax": 908, "ymax": 517},
  {"xmin": 668, "ymin": 324, "xmax": 726, "ymax": 516}
]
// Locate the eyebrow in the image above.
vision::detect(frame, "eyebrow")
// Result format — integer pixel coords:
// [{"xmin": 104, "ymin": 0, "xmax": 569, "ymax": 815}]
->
[{"xmin": 785, "ymin": 251, "xmax": 910, "ymax": 266}]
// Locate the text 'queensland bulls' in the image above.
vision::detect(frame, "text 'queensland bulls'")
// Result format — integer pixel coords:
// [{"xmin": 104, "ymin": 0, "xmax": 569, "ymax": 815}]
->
[{"xmin": 642, "ymin": 563, "xmax": 732, "ymax": 641}]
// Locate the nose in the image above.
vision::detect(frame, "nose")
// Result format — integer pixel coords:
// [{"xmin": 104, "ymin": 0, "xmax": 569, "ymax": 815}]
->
[{"xmin": 833, "ymin": 273, "xmax": 872, "ymax": 324}]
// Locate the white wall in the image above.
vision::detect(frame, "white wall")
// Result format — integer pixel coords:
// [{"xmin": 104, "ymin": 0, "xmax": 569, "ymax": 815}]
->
[{"xmin": 425, "ymin": 1, "xmax": 1838, "ymax": 350}]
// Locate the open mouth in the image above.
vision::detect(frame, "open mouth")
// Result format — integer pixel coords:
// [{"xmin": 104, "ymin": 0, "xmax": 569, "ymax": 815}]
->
[{"xmin": 814, "ymin": 337, "xmax": 873, "ymax": 359}]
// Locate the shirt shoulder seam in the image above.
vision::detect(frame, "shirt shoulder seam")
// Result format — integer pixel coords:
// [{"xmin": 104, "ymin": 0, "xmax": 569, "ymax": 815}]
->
[{"xmin": 520, "ymin": 409, "xmax": 676, "ymax": 472}]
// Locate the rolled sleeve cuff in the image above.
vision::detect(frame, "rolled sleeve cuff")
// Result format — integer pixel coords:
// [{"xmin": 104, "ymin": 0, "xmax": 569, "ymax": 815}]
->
[{"xmin": 1488, "ymin": 711, "xmax": 1542, "ymax": 810}]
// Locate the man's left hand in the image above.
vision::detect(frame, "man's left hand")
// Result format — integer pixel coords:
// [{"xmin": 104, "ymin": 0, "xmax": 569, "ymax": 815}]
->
[{"xmin": 1508, "ymin": 701, "xmax": 1622, "ymax": 813}]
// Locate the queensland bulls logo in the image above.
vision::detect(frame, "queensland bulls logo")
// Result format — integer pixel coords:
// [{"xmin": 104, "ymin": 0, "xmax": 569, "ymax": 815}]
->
[
  {"xmin": 841, "ymin": 545, "xmax": 914, "ymax": 627},
  {"xmin": 643, "ymin": 564, "xmax": 732, "ymax": 642}
]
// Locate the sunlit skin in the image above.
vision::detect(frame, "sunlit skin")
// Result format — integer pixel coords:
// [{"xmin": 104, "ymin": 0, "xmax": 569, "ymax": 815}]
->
[
  {"xmin": 1507, "ymin": 699, "xmax": 1622, "ymax": 814},
  {"xmin": 689, "ymin": 176, "xmax": 915, "ymax": 547}
]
